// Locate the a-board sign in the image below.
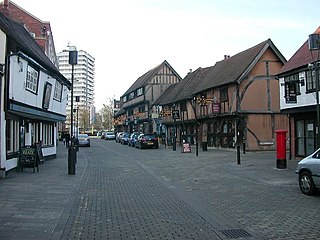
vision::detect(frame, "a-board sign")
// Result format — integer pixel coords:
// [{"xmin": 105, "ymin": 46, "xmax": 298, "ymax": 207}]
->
[{"xmin": 181, "ymin": 143, "xmax": 191, "ymax": 153}]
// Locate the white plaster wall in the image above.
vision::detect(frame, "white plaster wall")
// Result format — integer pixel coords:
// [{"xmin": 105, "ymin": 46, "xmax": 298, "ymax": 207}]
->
[
  {"xmin": 9, "ymin": 55, "xmax": 68, "ymax": 115},
  {"xmin": 0, "ymin": 30, "xmax": 6, "ymax": 170},
  {"xmin": 279, "ymin": 72, "xmax": 318, "ymax": 110}
]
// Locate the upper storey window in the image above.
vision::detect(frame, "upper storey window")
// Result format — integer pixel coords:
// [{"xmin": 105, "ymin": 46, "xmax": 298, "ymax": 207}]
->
[{"xmin": 26, "ymin": 65, "xmax": 39, "ymax": 94}]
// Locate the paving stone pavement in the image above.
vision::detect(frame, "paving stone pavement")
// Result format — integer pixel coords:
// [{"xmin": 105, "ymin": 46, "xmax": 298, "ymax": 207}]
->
[{"xmin": 0, "ymin": 138, "xmax": 319, "ymax": 240}]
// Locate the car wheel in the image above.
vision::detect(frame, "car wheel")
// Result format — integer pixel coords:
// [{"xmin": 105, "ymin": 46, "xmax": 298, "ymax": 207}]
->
[{"xmin": 299, "ymin": 171, "xmax": 315, "ymax": 195}]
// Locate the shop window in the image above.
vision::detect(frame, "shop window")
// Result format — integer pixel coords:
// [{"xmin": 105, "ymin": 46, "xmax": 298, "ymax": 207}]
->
[
  {"xmin": 6, "ymin": 119, "xmax": 19, "ymax": 153},
  {"xmin": 42, "ymin": 123, "xmax": 54, "ymax": 146}
]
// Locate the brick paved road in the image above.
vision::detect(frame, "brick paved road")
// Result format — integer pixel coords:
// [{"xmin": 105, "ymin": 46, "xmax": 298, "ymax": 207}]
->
[{"xmin": 0, "ymin": 138, "xmax": 319, "ymax": 240}]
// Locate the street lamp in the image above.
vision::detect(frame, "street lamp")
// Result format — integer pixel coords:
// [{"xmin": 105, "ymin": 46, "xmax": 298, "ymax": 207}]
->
[
  {"xmin": 68, "ymin": 48, "xmax": 78, "ymax": 175},
  {"xmin": 308, "ymin": 34, "xmax": 320, "ymax": 149}
]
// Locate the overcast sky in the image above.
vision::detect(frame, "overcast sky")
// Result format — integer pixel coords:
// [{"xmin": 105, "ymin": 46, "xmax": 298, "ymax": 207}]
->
[{"xmin": 11, "ymin": 0, "xmax": 320, "ymax": 110}]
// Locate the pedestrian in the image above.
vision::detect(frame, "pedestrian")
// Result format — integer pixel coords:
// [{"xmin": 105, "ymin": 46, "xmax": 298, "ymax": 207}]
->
[{"xmin": 65, "ymin": 132, "xmax": 70, "ymax": 147}]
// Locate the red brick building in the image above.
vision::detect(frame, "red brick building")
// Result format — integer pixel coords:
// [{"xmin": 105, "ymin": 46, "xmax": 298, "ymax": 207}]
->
[{"xmin": 0, "ymin": 0, "xmax": 58, "ymax": 67}]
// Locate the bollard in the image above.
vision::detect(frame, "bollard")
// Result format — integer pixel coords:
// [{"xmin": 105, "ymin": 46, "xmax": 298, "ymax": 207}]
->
[
  {"xmin": 196, "ymin": 141, "xmax": 199, "ymax": 156},
  {"xmin": 237, "ymin": 145, "xmax": 241, "ymax": 165},
  {"xmin": 243, "ymin": 142, "xmax": 246, "ymax": 154},
  {"xmin": 173, "ymin": 137, "xmax": 176, "ymax": 151},
  {"xmin": 68, "ymin": 145, "xmax": 76, "ymax": 175}
]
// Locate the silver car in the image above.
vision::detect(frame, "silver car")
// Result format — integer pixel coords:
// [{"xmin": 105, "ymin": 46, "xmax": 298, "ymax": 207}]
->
[
  {"xmin": 295, "ymin": 149, "xmax": 320, "ymax": 195},
  {"xmin": 78, "ymin": 134, "xmax": 90, "ymax": 147}
]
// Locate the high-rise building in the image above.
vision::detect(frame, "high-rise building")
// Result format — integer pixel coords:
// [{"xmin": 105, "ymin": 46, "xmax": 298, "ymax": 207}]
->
[{"xmin": 57, "ymin": 46, "xmax": 95, "ymax": 132}]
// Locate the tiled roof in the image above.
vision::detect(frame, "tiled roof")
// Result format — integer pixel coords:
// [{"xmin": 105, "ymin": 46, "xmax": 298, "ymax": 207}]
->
[
  {"xmin": 154, "ymin": 67, "xmax": 212, "ymax": 105},
  {"xmin": 121, "ymin": 60, "xmax": 181, "ymax": 97},
  {"xmin": 278, "ymin": 26, "xmax": 320, "ymax": 76},
  {"xmin": 0, "ymin": 12, "xmax": 70, "ymax": 88},
  {"xmin": 193, "ymin": 39, "xmax": 286, "ymax": 94}
]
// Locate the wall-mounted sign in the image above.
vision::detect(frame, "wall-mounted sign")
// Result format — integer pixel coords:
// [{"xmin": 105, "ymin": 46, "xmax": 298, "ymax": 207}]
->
[{"xmin": 42, "ymin": 82, "xmax": 52, "ymax": 110}]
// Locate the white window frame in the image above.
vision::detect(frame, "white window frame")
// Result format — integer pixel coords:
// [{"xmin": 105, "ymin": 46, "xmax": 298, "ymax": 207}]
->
[
  {"xmin": 53, "ymin": 81, "xmax": 62, "ymax": 101},
  {"xmin": 26, "ymin": 65, "xmax": 39, "ymax": 93}
]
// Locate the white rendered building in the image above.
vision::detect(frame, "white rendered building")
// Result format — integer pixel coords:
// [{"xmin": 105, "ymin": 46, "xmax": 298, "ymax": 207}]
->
[{"xmin": 57, "ymin": 47, "xmax": 95, "ymax": 131}]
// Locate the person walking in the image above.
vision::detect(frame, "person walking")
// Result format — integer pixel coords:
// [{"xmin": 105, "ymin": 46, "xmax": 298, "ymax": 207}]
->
[{"xmin": 65, "ymin": 132, "xmax": 70, "ymax": 147}]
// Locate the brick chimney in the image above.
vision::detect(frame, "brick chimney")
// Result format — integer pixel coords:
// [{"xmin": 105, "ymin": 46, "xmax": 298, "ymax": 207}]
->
[{"xmin": 2, "ymin": 0, "xmax": 10, "ymax": 17}]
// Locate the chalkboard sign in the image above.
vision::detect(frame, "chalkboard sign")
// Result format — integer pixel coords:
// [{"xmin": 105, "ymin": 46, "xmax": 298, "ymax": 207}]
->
[
  {"xmin": 19, "ymin": 146, "xmax": 39, "ymax": 173},
  {"xmin": 181, "ymin": 143, "xmax": 191, "ymax": 153}
]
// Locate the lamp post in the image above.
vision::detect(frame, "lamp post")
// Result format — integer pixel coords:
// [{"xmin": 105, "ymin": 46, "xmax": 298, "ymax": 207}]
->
[
  {"xmin": 68, "ymin": 48, "xmax": 78, "ymax": 175},
  {"xmin": 191, "ymin": 97, "xmax": 199, "ymax": 157},
  {"xmin": 308, "ymin": 34, "xmax": 320, "ymax": 149}
]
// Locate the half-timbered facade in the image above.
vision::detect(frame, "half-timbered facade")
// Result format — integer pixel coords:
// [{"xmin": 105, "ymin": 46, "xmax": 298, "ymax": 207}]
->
[
  {"xmin": 114, "ymin": 60, "xmax": 181, "ymax": 134},
  {"xmin": 156, "ymin": 39, "xmax": 288, "ymax": 151}
]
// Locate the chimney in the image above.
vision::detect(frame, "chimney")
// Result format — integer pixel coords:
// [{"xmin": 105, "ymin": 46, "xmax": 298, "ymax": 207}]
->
[
  {"xmin": 224, "ymin": 55, "xmax": 230, "ymax": 60},
  {"xmin": 3, "ymin": 0, "xmax": 9, "ymax": 8},
  {"xmin": 2, "ymin": 0, "xmax": 10, "ymax": 17}
]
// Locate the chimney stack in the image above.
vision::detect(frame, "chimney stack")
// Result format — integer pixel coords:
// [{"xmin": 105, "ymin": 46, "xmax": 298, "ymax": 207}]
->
[{"xmin": 224, "ymin": 55, "xmax": 230, "ymax": 60}]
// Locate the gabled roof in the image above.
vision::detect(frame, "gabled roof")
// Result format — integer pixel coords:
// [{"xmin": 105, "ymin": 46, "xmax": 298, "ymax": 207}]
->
[
  {"xmin": 193, "ymin": 39, "xmax": 286, "ymax": 94},
  {"xmin": 278, "ymin": 27, "xmax": 320, "ymax": 76},
  {"xmin": 154, "ymin": 67, "xmax": 212, "ymax": 106},
  {"xmin": 0, "ymin": 12, "xmax": 70, "ymax": 88},
  {"xmin": 121, "ymin": 60, "xmax": 182, "ymax": 97}
]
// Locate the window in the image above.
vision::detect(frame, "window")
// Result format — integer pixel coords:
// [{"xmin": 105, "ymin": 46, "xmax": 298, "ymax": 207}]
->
[
  {"xmin": 42, "ymin": 123, "xmax": 54, "ymax": 146},
  {"xmin": 220, "ymin": 87, "xmax": 228, "ymax": 112},
  {"xmin": 220, "ymin": 87, "xmax": 228, "ymax": 102},
  {"xmin": 306, "ymin": 69, "xmax": 320, "ymax": 92},
  {"xmin": 26, "ymin": 65, "xmax": 39, "ymax": 93},
  {"xmin": 123, "ymin": 96, "xmax": 127, "ymax": 102},
  {"xmin": 6, "ymin": 119, "xmax": 19, "ymax": 153},
  {"xmin": 137, "ymin": 87, "xmax": 143, "ymax": 96},
  {"xmin": 284, "ymin": 74, "xmax": 300, "ymax": 103},
  {"xmin": 54, "ymin": 81, "xmax": 62, "ymax": 101},
  {"xmin": 128, "ymin": 92, "xmax": 135, "ymax": 100}
]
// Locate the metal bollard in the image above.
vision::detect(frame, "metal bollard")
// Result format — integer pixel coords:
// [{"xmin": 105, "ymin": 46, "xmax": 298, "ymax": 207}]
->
[
  {"xmin": 237, "ymin": 145, "xmax": 241, "ymax": 165},
  {"xmin": 243, "ymin": 142, "xmax": 246, "ymax": 154},
  {"xmin": 68, "ymin": 145, "xmax": 76, "ymax": 175}
]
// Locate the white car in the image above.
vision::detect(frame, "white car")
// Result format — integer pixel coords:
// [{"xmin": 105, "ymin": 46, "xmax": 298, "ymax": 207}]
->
[
  {"xmin": 295, "ymin": 148, "xmax": 320, "ymax": 195},
  {"xmin": 105, "ymin": 131, "xmax": 116, "ymax": 140}
]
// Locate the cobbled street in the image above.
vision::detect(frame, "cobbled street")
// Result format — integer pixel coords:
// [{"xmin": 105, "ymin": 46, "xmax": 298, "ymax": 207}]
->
[{"xmin": 0, "ymin": 138, "xmax": 319, "ymax": 240}]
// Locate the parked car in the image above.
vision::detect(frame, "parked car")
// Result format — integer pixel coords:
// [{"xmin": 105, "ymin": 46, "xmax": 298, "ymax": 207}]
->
[
  {"xmin": 120, "ymin": 133, "xmax": 130, "ymax": 145},
  {"xmin": 295, "ymin": 148, "xmax": 320, "ymax": 195},
  {"xmin": 100, "ymin": 131, "xmax": 106, "ymax": 139},
  {"xmin": 105, "ymin": 131, "xmax": 116, "ymax": 140},
  {"xmin": 135, "ymin": 133, "xmax": 158, "ymax": 149},
  {"xmin": 128, "ymin": 133, "xmax": 139, "ymax": 147},
  {"xmin": 78, "ymin": 134, "xmax": 90, "ymax": 147},
  {"xmin": 115, "ymin": 132, "xmax": 123, "ymax": 143}
]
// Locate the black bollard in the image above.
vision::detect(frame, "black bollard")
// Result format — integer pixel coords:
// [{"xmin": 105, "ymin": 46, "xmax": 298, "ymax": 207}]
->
[
  {"xmin": 68, "ymin": 145, "xmax": 76, "ymax": 175},
  {"xmin": 237, "ymin": 145, "xmax": 241, "ymax": 165},
  {"xmin": 243, "ymin": 142, "xmax": 246, "ymax": 154}
]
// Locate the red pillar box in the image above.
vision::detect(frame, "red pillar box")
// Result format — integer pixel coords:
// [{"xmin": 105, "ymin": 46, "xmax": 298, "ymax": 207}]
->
[{"xmin": 275, "ymin": 130, "xmax": 287, "ymax": 169}]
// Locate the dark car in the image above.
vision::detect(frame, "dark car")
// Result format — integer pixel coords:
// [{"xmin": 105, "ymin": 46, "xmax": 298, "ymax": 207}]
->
[
  {"xmin": 128, "ymin": 133, "xmax": 139, "ymax": 147},
  {"xmin": 135, "ymin": 133, "xmax": 158, "ymax": 149},
  {"xmin": 120, "ymin": 133, "xmax": 130, "ymax": 145}
]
